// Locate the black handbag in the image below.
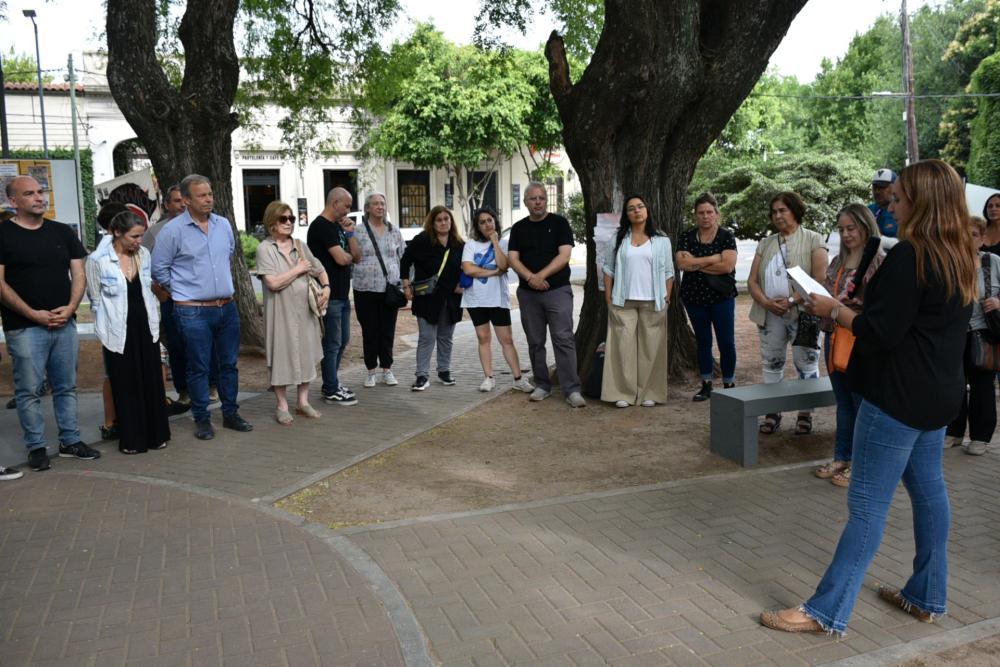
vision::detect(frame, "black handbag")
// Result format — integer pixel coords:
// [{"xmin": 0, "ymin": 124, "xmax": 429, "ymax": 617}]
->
[
  {"xmin": 703, "ymin": 272, "xmax": 736, "ymax": 296},
  {"xmin": 981, "ymin": 254, "xmax": 1000, "ymax": 340},
  {"xmin": 412, "ymin": 248, "xmax": 450, "ymax": 297},
  {"xmin": 363, "ymin": 218, "xmax": 407, "ymax": 309}
]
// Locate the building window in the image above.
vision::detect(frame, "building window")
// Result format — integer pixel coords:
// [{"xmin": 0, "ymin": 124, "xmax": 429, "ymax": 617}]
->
[
  {"xmin": 545, "ymin": 177, "xmax": 564, "ymax": 213},
  {"xmin": 397, "ymin": 170, "xmax": 429, "ymax": 229},
  {"xmin": 242, "ymin": 169, "xmax": 280, "ymax": 236}
]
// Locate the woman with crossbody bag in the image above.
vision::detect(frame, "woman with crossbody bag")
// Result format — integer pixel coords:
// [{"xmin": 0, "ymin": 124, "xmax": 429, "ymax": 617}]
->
[
  {"xmin": 354, "ymin": 193, "xmax": 406, "ymax": 388},
  {"xmin": 401, "ymin": 206, "xmax": 465, "ymax": 391},
  {"xmin": 944, "ymin": 216, "xmax": 1000, "ymax": 454}
]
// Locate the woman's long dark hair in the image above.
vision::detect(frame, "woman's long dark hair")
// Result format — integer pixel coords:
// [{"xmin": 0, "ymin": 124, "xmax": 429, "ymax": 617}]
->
[{"xmin": 614, "ymin": 195, "xmax": 657, "ymax": 251}]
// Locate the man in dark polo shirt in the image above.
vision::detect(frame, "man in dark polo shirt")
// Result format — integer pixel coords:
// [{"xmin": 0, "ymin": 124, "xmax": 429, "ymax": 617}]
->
[
  {"xmin": 307, "ymin": 187, "xmax": 361, "ymax": 406},
  {"xmin": 507, "ymin": 181, "xmax": 585, "ymax": 408},
  {"xmin": 0, "ymin": 175, "xmax": 101, "ymax": 472}
]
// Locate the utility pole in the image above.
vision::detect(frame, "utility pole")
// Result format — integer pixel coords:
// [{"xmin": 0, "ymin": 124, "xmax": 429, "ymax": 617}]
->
[
  {"xmin": 901, "ymin": 0, "xmax": 919, "ymax": 164},
  {"xmin": 68, "ymin": 55, "xmax": 86, "ymax": 243},
  {"xmin": 0, "ymin": 51, "xmax": 10, "ymax": 158}
]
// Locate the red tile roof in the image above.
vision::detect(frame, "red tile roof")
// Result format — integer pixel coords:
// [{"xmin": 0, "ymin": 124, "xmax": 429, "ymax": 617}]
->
[{"xmin": 4, "ymin": 82, "xmax": 84, "ymax": 93}]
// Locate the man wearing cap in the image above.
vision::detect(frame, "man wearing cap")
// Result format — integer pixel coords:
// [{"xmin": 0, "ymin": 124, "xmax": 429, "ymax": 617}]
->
[{"xmin": 869, "ymin": 169, "xmax": 898, "ymax": 238}]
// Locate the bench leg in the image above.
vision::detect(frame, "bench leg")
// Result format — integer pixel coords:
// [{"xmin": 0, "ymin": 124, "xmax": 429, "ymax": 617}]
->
[{"xmin": 710, "ymin": 402, "xmax": 760, "ymax": 467}]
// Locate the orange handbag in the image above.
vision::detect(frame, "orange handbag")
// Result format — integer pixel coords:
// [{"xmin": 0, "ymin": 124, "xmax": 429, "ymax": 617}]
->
[{"xmin": 830, "ymin": 324, "xmax": 855, "ymax": 373}]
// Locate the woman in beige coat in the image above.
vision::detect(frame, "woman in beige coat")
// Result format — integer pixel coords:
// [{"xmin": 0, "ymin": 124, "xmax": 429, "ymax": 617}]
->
[{"xmin": 256, "ymin": 201, "xmax": 329, "ymax": 425}]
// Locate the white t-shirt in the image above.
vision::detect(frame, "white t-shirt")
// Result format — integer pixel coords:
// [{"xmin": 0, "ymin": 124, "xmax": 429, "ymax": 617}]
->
[
  {"xmin": 626, "ymin": 241, "xmax": 654, "ymax": 301},
  {"xmin": 461, "ymin": 238, "xmax": 510, "ymax": 309}
]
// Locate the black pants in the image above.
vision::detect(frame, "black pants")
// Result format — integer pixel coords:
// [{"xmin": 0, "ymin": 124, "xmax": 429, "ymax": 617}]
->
[
  {"xmin": 947, "ymin": 331, "xmax": 997, "ymax": 442},
  {"xmin": 353, "ymin": 289, "xmax": 399, "ymax": 370}
]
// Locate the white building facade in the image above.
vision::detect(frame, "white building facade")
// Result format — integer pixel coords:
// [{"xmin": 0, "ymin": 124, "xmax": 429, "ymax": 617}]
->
[{"xmin": 4, "ymin": 52, "xmax": 579, "ymax": 240}]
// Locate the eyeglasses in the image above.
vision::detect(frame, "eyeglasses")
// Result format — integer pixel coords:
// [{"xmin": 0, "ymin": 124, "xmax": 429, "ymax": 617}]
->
[
  {"xmin": 626, "ymin": 204, "xmax": 646, "ymax": 213},
  {"xmin": 276, "ymin": 215, "xmax": 296, "ymax": 223}
]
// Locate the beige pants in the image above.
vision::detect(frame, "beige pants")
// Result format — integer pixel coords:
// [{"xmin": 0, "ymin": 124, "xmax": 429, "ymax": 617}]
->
[{"xmin": 602, "ymin": 300, "xmax": 668, "ymax": 405}]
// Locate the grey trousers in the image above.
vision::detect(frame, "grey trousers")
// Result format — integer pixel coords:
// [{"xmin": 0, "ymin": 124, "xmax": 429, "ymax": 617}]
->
[
  {"xmin": 517, "ymin": 284, "xmax": 581, "ymax": 396},
  {"xmin": 415, "ymin": 302, "xmax": 456, "ymax": 378}
]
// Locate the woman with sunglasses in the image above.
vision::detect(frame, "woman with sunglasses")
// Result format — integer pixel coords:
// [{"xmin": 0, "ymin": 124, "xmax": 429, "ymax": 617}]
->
[{"xmin": 256, "ymin": 201, "xmax": 329, "ymax": 425}]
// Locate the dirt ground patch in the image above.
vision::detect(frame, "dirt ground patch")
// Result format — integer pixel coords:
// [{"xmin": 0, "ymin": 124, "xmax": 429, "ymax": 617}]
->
[
  {"xmin": 0, "ymin": 306, "xmax": 420, "ymax": 397},
  {"xmin": 894, "ymin": 634, "xmax": 1000, "ymax": 666},
  {"xmin": 279, "ymin": 295, "xmax": 840, "ymax": 529}
]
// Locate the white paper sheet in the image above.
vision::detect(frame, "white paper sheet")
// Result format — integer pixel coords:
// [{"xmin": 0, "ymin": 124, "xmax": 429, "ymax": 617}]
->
[{"xmin": 786, "ymin": 265, "xmax": 831, "ymax": 303}]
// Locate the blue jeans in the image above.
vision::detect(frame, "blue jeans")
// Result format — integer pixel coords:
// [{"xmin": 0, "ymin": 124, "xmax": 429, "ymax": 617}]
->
[
  {"xmin": 320, "ymin": 298, "xmax": 351, "ymax": 395},
  {"xmin": 173, "ymin": 302, "xmax": 241, "ymax": 421},
  {"xmin": 6, "ymin": 321, "xmax": 81, "ymax": 450},
  {"xmin": 161, "ymin": 299, "xmax": 219, "ymax": 395},
  {"xmin": 803, "ymin": 400, "xmax": 949, "ymax": 635},
  {"xmin": 684, "ymin": 298, "xmax": 736, "ymax": 383},
  {"xmin": 825, "ymin": 333, "xmax": 862, "ymax": 462}
]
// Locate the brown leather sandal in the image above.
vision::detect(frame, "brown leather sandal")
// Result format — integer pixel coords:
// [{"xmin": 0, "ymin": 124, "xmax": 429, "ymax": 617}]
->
[{"xmin": 760, "ymin": 413, "xmax": 782, "ymax": 434}]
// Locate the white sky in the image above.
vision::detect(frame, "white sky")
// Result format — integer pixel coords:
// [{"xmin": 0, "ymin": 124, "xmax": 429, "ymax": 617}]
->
[{"xmin": 1, "ymin": 0, "xmax": 936, "ymax": 85}]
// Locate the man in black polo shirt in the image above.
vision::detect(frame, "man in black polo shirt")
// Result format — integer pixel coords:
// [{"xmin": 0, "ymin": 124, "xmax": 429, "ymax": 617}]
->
[
  {"xmin": 507, "ymin": 182, "xmax": 585, "ymax": 407},
  {"xmin": 0, "ymin": 176, "xmax": 101, "ymax": 472},
  {"xmin": 307, "ymin": 187, "xmax": 361, "ymax": 406}
]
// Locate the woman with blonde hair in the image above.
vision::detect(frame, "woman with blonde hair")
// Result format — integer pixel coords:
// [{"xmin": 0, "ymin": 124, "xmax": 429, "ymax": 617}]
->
[
  {"xmin": 256, "ymin": 201, "xmax": 329, "ymax": 424},
  {"xmin": 761, "ymin": 159, "xmax": 977, "ymax": 636},
  {"xmin": 401, "ymin": 205, "xmax": 465, "ymax": 391}
]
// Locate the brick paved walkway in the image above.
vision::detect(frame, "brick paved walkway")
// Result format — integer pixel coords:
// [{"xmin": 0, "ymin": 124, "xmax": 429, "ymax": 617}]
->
[{"xmin": 2, "ymin": 293, "xmax": 999, "ymax": 666}]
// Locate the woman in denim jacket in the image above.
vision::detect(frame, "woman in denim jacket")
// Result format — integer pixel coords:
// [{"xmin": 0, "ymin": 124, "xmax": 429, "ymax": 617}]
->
[
  {"xmin": 85, "ymin": 211, "xmax": 169, "ymax": 454},
  {"xmin": 602, "ymin": 195, "xmax": 674, "ymax": 407}
]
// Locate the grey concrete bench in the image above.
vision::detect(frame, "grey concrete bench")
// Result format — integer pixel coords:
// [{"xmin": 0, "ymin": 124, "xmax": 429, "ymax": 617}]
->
[{"xmin": 710, "ymin": 378, "xmax": 836, "ymax": 466}]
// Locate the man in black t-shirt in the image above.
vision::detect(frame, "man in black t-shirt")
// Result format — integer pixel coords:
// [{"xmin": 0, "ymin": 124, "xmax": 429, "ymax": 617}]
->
[
  {"xmin": 307, "ymin": 187, "xmax": 361, "ymax": 406},
  {"xmin": 507, "ymin": 182, "xmax": 584, "ymax": 407},
  {"xmin": 0, "ymin": 176, "xmax": 101, "ymax": 473}
]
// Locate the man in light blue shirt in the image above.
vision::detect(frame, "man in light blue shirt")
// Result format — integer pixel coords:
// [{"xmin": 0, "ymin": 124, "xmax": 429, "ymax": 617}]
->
[{"xmin": 151, "ymin": 174, "xmax": 253, "ymax": 440}]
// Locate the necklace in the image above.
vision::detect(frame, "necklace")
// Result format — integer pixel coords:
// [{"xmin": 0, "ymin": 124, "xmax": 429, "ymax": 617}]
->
[
  {"xmin": 116, "ymin": 248, "xmax": 138, "ymax": 280},
  {"xmin": 697, "ymin": 226, "xmax": 717, "ymax": 245}
]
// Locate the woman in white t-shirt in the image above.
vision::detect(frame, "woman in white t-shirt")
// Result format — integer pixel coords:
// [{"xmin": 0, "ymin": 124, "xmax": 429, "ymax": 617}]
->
[{"xmin": 461, "ymin": 207, "xmax": 535, "ymax": 393}]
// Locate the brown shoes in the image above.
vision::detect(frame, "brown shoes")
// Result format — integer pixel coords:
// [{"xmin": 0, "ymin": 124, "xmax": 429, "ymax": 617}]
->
[
  {"xmin": 759, "ymin": 609, "xmax": 825, "ymax": 634},
  {"xmin": 878, "ymin": 586, "xmax": 934, "ymax": 623}
]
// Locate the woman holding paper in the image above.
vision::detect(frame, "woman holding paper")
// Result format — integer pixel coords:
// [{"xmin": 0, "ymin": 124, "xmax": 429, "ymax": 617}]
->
[
  {"xmin": 760, "ymin": 159, "xmax": 976, "ymax": 637},
  {"xmin": 747, "ymin": 191, "xmax": 828, "ymax": 435},
  {"xmin": 461, "ymin": 206, "xmax": 534, "ymax": 393},
  {"xmin": 602, "ymin": 195, "xmax": 674, "ymax": 407},
  {"xmin": 814, "ymin": 204, "xmax": 884, "ymax": 487}
]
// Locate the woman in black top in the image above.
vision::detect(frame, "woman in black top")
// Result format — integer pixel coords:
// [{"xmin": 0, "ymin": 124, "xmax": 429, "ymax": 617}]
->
[
  {"xmin": 760, "ymin": 159, "xmax": 976, "ymax": 636},
  {"xmin": 981, "ymin": 193, "xmax": 1000, "ymax": 255},
  {"xmin": 401, "ymin": 206, "xmax": 465, "ymax": 391},
  {"xmin": 674, "ymin": 193, "xmax": 738, "ymax": 401}
]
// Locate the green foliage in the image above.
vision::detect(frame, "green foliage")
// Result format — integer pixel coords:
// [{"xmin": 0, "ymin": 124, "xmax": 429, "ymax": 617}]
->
[
  {"xmin": 473, "ymin": 0, "xmax": 603, "ymax": 62},
  {"xmin": 565, "ymin": 191, "xmax": 586, "ymax": 243},
  {"xmin": 10, "ymin": 148, "xmax": 97, "ymax": 248},
  {"xmin": 968, "ymin": 52, "xmax": 1000, "ymax": 187},
  {"xmin": 241, "ymin": 233, "xmax": 260, "ymax": 271},
  {"xmin": 715, "ymin": 69, "xmax": 811, "ymax": 158},
  {"xmin": 2, "ymin": 48, "xmax": 53, "ymax": 84},
  {"xmin": 688, "ymin": 151, "xmax": 870, "ymax": 241}
]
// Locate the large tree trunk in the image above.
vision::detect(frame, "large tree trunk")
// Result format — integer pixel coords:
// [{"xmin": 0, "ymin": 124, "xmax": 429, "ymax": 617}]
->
[
  {"xmin": 106, "ymin": 0, "xmax": 264, "ymax": 347},
  {"xmin": 546, "ymin": 0, "xmax": 807, "ymax": 381}
]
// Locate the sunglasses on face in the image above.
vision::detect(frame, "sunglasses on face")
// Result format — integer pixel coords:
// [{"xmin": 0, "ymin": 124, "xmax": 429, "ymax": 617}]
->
[{"xmin": 276, "ymin": 215, "xmax": 296, "ymax": 223}]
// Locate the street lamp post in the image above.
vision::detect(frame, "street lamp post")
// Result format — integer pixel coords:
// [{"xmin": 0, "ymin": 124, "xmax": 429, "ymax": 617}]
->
[{"xmin": 23, "ymin": 9, "xmax": 49, "ymax": 159}]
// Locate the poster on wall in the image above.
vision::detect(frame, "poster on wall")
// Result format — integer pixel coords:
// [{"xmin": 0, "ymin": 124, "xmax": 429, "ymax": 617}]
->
[
  {"xmin": 0, "ymin": 160, "xmax": 57, "ymax": 219},
  {"xmin": 594, "ymin": 212, "xmax": 620, "ymax": 292},
  {"xmin": 297, "ymin": 198, "xmax": 309, "ymax": 226},
  {"xmin": 0, "ymin": 164, "xmax": 18, "ymax": 206}
]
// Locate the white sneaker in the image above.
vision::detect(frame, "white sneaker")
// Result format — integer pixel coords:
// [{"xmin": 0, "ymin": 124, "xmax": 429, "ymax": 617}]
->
[
  {"xmin": 641, "ymin": 400, "xmax": 655, "ymax": 407},
  {"xmin": 529, "ymin": 387, "xmax": 551, "ymax": 401},
  {"xmin": 964, "ymin": 440, "xmax": 988, "ymax": 456},
  {"xmin": 479, "ymin": 377, "xmax": 495, "ymax": 392},
  {"xmin": 943, "ymin": 435, "xmax": 963, "ymax": 448},
  {"xmin": 566, "ymin": 392, "xmax": 586, "ymax": 408},
  {"xmin": 512, "ymin": 376, "xmax": 534, "ymax": 393},
  {"xmin": 382, "ymin": 369, "xmax": 398, "ymax": 386},
  {"xmin": 615, "ymin": 400, "xmax": 629, "ymax": 408},
  {"xmin": 364, "ymin": 372, "xmax": 377, "ymax": 388}
]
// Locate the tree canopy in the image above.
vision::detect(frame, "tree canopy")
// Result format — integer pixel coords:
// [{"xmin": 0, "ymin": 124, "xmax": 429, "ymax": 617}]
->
[{"xmin": 2, "ymin": 48, "xmax": 53, "ymax": 84}]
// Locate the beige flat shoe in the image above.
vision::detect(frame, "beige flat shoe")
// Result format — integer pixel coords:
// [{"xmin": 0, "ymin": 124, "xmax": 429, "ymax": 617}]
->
[
  {"xmin": 296, "ymin": 404, "xmax": 321, "ymax": 419},
  {"xmin": 275, "ymin": 408, "xmax": 293, "ymax": 425},
  {"xmin": 759, "ymin": 609, "xmax": 825, "ymax": 634},
  {"xmin": 878, "ymin": 587, "xmax": 934, "ymax": 623}
]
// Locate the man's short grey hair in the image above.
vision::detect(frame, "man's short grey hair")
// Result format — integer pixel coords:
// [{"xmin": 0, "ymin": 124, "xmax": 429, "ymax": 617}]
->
[
  {"xmin": 364, "ymin": 192, "xmax": 386, "ymax": 210},
  {"xmin": 523, "ymin": 181, "xmax": 547, "ymax": 202},
  {"xmin": 179, "ymin": 174, "xmax": 211, "ymax": 198},
  {"xmin": 163, "ymin": 184, "xmax": 181, "ymax": 204}
]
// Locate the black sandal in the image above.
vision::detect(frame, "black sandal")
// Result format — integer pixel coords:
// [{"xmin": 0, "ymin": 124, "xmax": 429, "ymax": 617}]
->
[
  {"xmin": 760, "ymin": 413, "xmax": 782, "ymax": 434},
  {"xmin": 795, "ymin": 413, "xmax": 813, "ymax": 435}
]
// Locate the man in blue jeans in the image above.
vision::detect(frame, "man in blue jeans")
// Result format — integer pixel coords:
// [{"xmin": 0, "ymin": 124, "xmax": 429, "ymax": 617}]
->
[
  {"xmin": 307, "ymin": 187, "xmax": 361, "ymax": 406},
  {"xmin": 0, "ymin": 175, "xmax": 101, "ymax": 473},
  {"xmin": 152, "ymin": 174, "xmax": 253, "ymax": 440}
]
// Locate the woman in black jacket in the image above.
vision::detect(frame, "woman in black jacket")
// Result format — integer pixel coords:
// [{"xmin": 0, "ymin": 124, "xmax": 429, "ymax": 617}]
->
[
  {"xmin": 760, "ymin": 159, "xmax": 977, "ymax": 636},
  {"xmin": 401, "ymin": 206, "xmax": 465, "ymax": 391}
]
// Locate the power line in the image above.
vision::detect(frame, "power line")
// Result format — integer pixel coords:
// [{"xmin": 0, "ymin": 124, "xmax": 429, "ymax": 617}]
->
[{"xmin": 751, "ymin": 91, "xmax": 1000, "ymax": 101}]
